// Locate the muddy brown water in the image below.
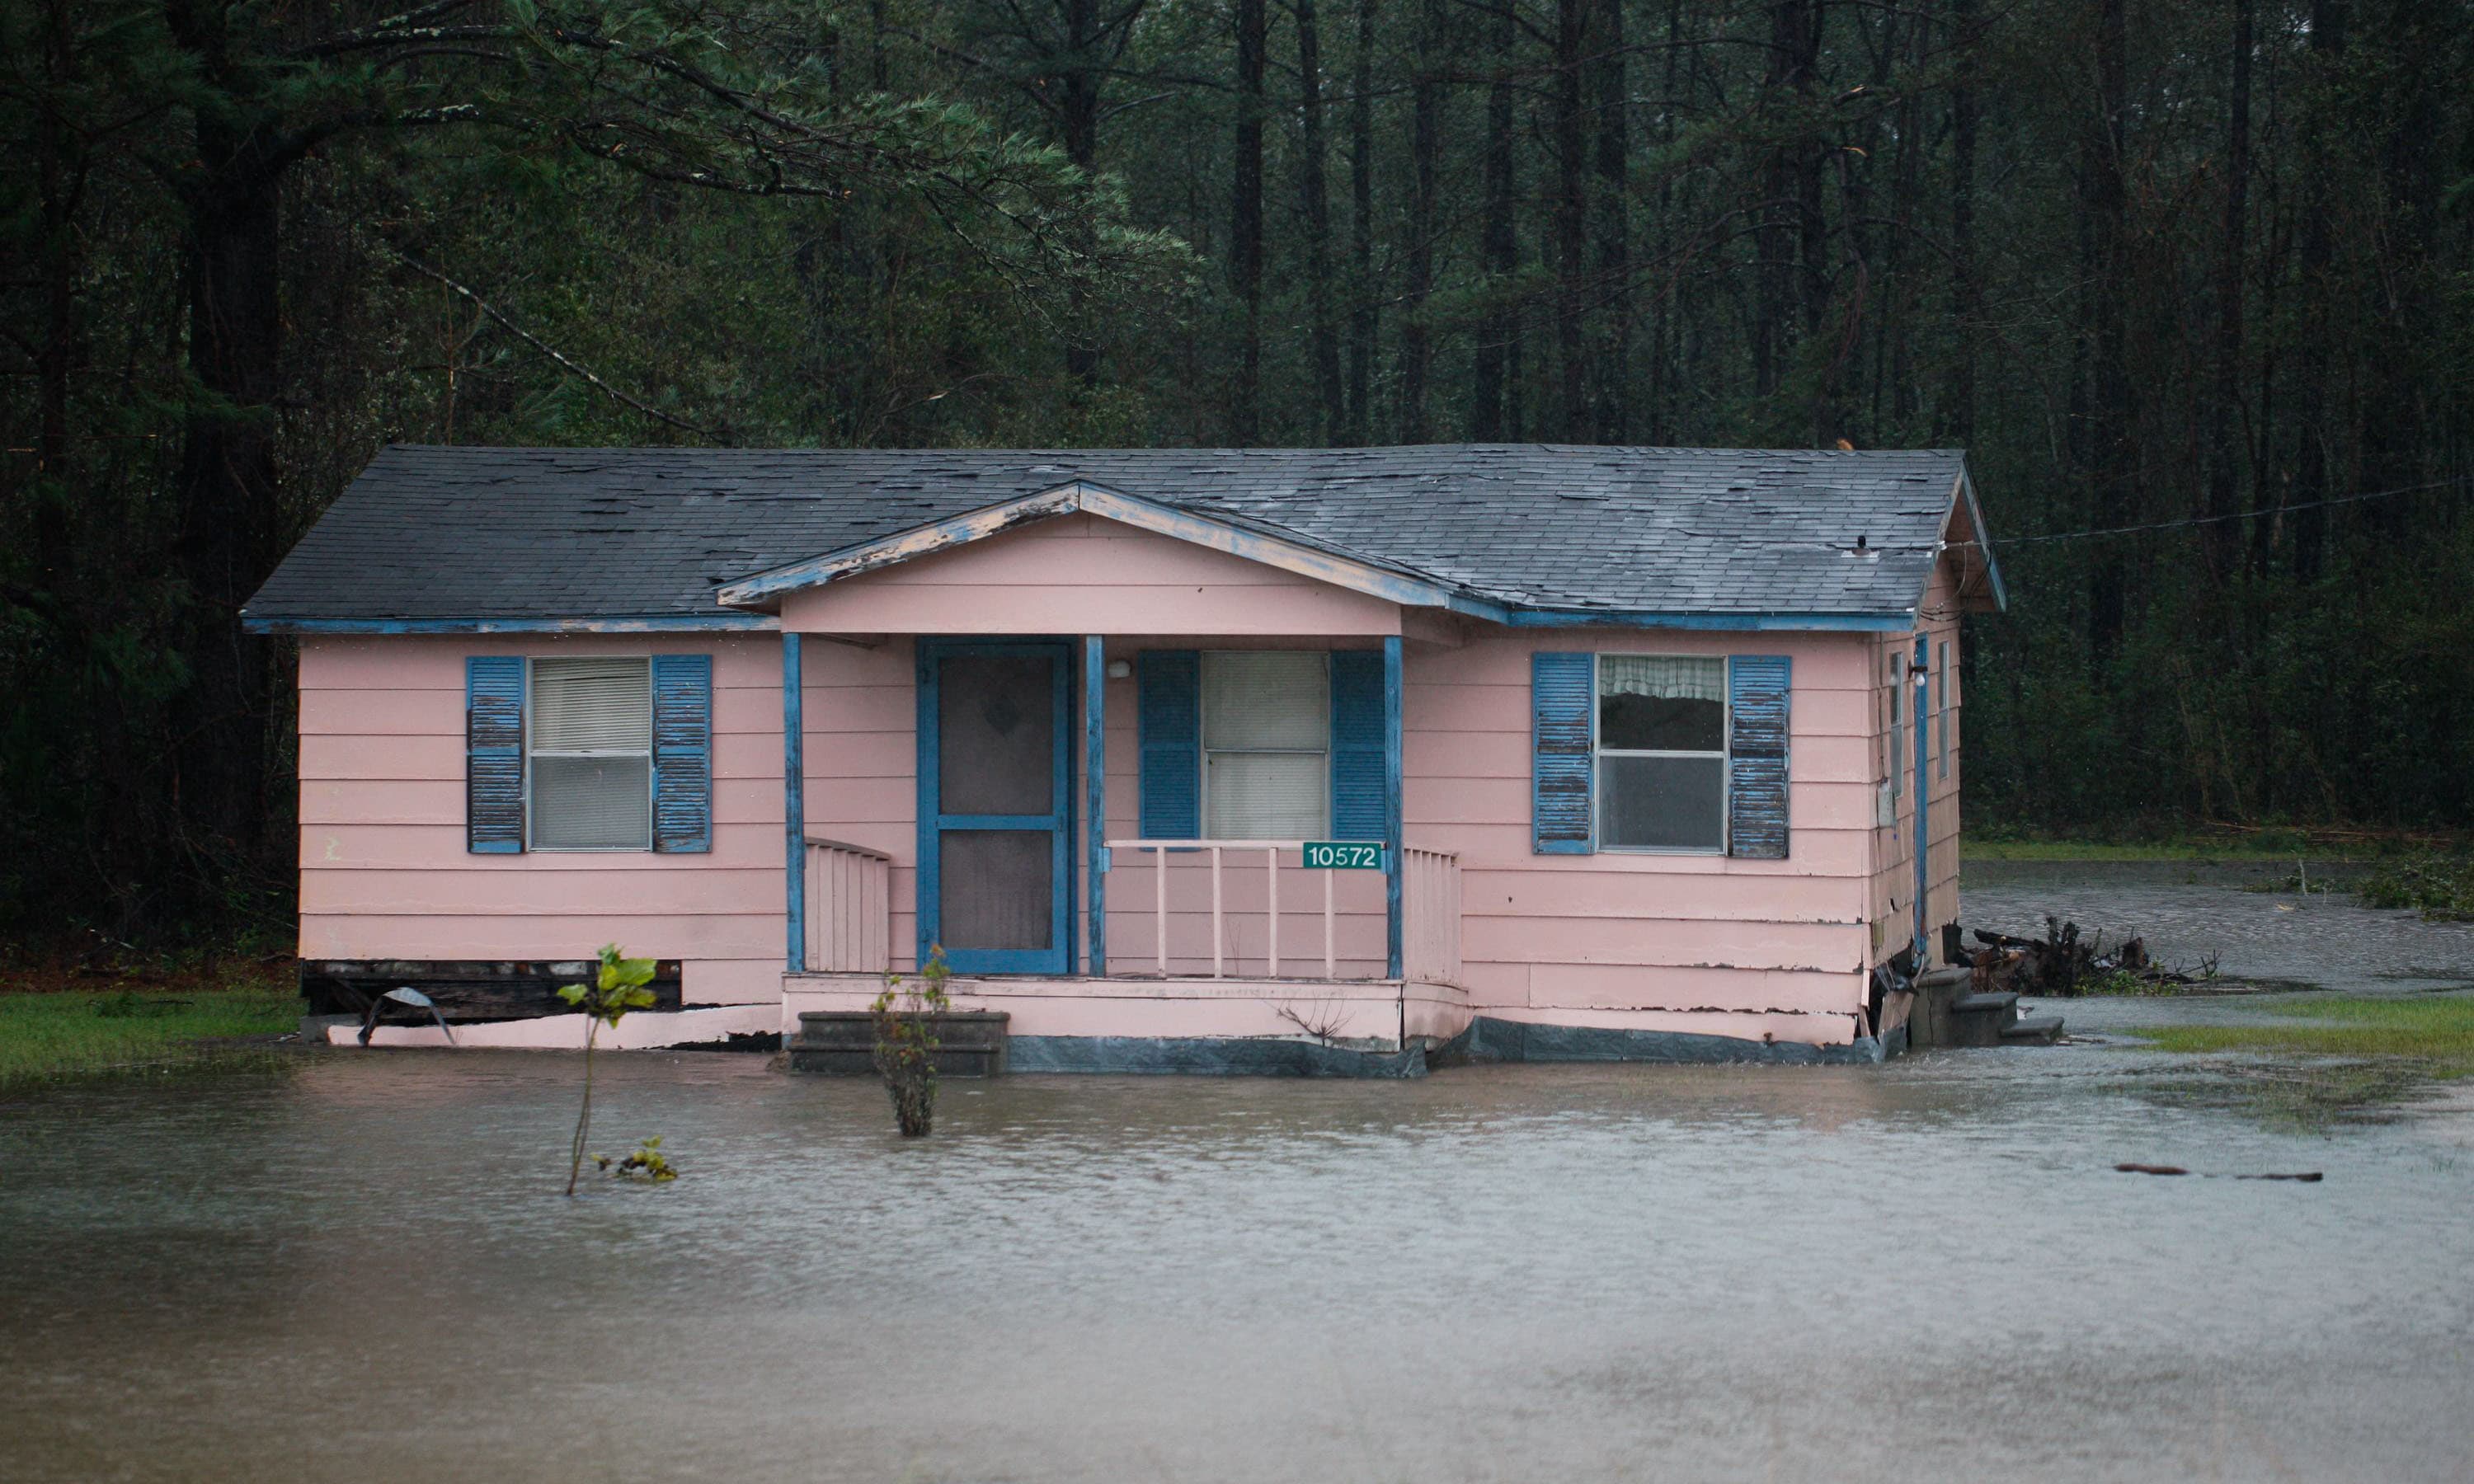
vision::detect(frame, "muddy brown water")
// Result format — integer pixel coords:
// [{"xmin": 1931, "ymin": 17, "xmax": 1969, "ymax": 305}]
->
[{"xmin": 6, "ymin": 862, "xmax": 2473, "ymax": 1483}]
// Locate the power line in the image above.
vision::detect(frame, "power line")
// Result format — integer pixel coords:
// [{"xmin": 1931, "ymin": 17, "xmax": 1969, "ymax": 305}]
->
[{"xmin": 1957, "ymin": 477, "xmax": 2458, "ymax": 547}]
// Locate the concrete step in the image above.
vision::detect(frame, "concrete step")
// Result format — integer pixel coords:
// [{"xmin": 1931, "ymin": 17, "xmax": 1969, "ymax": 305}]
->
[
  {"xmin": 1914, "ymin": 966, "xmax": 1975, "ymax": 992},
  {"xmin": 2002, "ymin": 1013, "xmax": 2066, "ymax": 1045},
  {"xmin": 789, "ymin": 1009, "xmax": 1010, "ymax": 1076},
  {"xmin": 1946, "ymin": 990, "xmax": 2020, "ymax": 1049}
]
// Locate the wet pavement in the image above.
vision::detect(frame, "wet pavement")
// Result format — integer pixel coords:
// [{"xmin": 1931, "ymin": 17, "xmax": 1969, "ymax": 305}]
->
[{"xmin": 4, "ymin": 862, "xmax": 2473, "ymax": 1483}]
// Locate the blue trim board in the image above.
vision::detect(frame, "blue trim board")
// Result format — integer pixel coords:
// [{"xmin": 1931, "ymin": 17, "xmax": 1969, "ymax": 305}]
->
[
  {"xmin": 1383, "ymin": 636, "xmax": 1404, "ymax": 980},
  {"xmin": 242, "ymin": 614, "xmax": 777, "ymax": 635},
  {"xmin": 1912, "ymin": 633, "xmax": 1931, "ymax": 964},
  {"xmin": 915, "ymin": 638, "xmax": 1075, "ymax": 976},
  {"xmin": 1084, "ymin": 636, "xmax": 1108, "ymax": 975},
  {"xmin": 1957, "ymin": 471, "xmax": 2009, "ymax": 611},
  {"xmin": 783, "ymin": 634, "xmax": 807, "ymax": 973},
  {"xmin": 1503, "ymin": 609, "xmax": 1911, "ymax": 632},
  {"xmin": 713, "ymin": 481, "xmax": 1501, "ymax": 621}
]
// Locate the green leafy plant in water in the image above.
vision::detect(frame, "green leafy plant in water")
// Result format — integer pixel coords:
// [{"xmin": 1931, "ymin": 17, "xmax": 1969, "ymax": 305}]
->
[
  {"xmin": 871, "ymin": 945, "xmax": 952, "ymax": 1137},
  {"xmin": 557, "ymin": 945, "xmax": 660, "ymax": 1196},
  {"xmin": 2353, "ymin": 857, "xmax": 2474, "ymax": 921},
  {"xmin": 595, "ymin": 1135, "xmax": 678, "ymax": 1183},
  {"xmin": 2080, "ymin": 965, "xmax": 2176, "ymax": 997}
]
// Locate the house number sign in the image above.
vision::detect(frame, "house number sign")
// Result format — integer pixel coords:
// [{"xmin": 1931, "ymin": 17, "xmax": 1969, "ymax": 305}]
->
[{"xmin": 1303, "ymin": 841, "xmax": 1385, "ymax": 870}]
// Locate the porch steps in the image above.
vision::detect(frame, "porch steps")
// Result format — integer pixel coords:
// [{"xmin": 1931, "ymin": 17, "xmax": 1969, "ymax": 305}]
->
[
  {"xmin": 788, "ymin": 1009, "xmax": 1011, "ymax": 1077},
  {"xmin": 2002, "ymin": 1013, "xmax": 2067, "ymax": 1045},
  {"xmin": 1905, "ymin": 970, "xmax": 2065, "ymax": 1051}
]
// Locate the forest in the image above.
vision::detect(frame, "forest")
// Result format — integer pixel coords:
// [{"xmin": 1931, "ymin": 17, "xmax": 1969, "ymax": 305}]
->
[{"xmin": 2, "ymin": 0, "xmax": 2470, "ymax": 944}]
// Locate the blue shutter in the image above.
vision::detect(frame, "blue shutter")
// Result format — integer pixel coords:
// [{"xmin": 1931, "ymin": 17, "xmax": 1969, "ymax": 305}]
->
[
  {"xmin": 651, "ymin": 653, "xmax": 713, "ymax": 853},
  {"xmin": 1137, "ymin": 650, "xmax": 1200, "ymax": 838},
  {"xmin": 1329, "ymin": 650, "xmax": 1385, "ymax": 839},
  {"xmin": 1728, "ymin": 654, "xmax": 1792, "ymax": 859},
  {"xmin": 1531, "ymin": 651, "xmax": 1594, "ymax": 854},
  {"xmin": 466, "ymin": 656, "xmax": 524, "ymax": 853}
]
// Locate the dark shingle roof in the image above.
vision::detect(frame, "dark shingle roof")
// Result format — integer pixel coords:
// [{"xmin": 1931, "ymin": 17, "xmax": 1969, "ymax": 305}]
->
[{"xmin": 242, "ymin": 444, "xmax": 1977, "ymax": 623}]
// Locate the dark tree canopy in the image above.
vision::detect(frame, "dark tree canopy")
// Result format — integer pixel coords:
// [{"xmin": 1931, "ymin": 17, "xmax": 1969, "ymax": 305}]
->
[{"xmin": 3, "ymin": 0, "xmax": 2472, "ymax": 941}]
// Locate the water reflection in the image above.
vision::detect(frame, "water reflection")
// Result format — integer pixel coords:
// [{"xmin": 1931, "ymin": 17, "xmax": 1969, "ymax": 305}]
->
[{"xmin": 7, "ymin": 1037, "xmax": 2473, "ymax": 1483}]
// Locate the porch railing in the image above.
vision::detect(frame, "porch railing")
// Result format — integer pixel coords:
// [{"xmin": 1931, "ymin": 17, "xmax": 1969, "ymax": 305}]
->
[
  {"xmin": 1103, "ymin": 839, "xmax": 1459, "ymax": 984},
  {"xmin": 804, "ymin": 838, "xmax": 892, "ymax": 974},
  {"xmin": 1400, "ymin": 846, "xmax": 1464, "ymax": 986}
]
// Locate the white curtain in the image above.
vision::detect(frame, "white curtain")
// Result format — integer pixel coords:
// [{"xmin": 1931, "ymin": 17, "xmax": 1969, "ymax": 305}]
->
[{"xmin": 1598, "ymin": 655, "xmax": 1725, "ymax": 702}]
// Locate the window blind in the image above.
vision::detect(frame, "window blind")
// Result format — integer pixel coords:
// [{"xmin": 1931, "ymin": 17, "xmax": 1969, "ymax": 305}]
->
[
  {"xmin": 533, "ymin": 658, "xmax": 652, "ymax": 751},
  {"xmin": 1202, "ymin": 651, "xmax": 1329, "ymax": 749},
  {"xmin": 530, "ymin": 657, "xmax": 652, "ymax": 850},
  {"xmin": 1202, "ymin": 651, "xmax": 1330, "ymax": 838}
]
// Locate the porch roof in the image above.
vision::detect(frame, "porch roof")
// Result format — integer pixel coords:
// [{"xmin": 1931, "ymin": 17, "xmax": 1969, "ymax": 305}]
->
[{"xmin": 242, "ymin": 444, "xmax": 2001, "ymax": 632}]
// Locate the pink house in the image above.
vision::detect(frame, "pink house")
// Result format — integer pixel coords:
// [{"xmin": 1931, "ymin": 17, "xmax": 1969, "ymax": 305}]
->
[{"xmin": 243, "ymin": 444, "xmax": 2004, "ymax": 1070}]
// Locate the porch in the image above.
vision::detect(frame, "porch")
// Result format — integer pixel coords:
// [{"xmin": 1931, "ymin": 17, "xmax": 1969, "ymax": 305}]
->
[{"xmin": 775, "ymin": 629, "xmax": 1471, "ymax": 1055}]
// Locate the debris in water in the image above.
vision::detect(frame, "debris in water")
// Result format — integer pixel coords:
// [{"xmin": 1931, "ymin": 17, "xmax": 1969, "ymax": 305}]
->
[{"xmin": 2115, "ymin": 1162, "xmax": 2322, "ymax": 1181}]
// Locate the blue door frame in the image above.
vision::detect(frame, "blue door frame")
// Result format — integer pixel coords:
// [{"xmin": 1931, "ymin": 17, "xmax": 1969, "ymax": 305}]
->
[{"xmin": 917, "ymin": 639, "xmax": 1075, "ymax": 974}]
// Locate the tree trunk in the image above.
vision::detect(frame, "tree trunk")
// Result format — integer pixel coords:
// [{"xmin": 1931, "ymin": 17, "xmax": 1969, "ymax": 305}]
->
[
  {"xmin": 1397, "ymin": 0, "xmax": 1442, "ymax": 442},
  {"xmin": 1645, "ymin": 0, "xmax": 1681, "ymax": 443},
  {"xmin": 2203, "ymin": 0, "xmax": 2254, "ymax": 577},
  {"xmin": 1470, "ymin": 3, "xmax": 1518, "ymax": 440},
  {"xmin": 172, "ymin": 124, "xmax": 286, "ymax": 871},
  {"xmin": 1589, "ymin": 0, "xmax": 1629, "ymax": 442},
  {"xmin": 31, "ymin": 0, "xmax": 82, "ymax": 618},
  {"xmin": 1796, "ymin": 1, "xmax": 1832, "ymax": 446},
  {"xmin": 1230, "ymin": 0, "xmax": 1267, "ymax": 444},
  {"xmin": 1296, "ymin": 0, "xmax": 1346, "ymax": 441},
  {"xmin": 1884, "ymin": 5, "xmax": 1924, "ymax": 433},
  {"xmin": 2082, "ymin": 0, "xmax": 2132, "ymax": 670},
  {"xmin": 1753, "ymin": 0, "xmax": 1812, "ymax": 402},
  {"xmin": 1061, "ymin": 0, "xmax": 1106, "ymax": 385},
  {"xmin": 1554, "ymin": 0, "xmax": 1589, "ymax": 439},
  {"xmin": 1344, "ymin": 0, "xmax": 1378, "ymax": 444},
  {"xmin": 1940, "ymin": 0, "xmax": 1978, "ymax": 446},
  {"xmin": 2288, "ymin": 0, "xmax": 2348, "ymax": 583}
]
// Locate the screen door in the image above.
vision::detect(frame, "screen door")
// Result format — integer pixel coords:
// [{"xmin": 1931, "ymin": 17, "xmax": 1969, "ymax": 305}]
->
[{"xmin": 919, "ymin": 641, "xmax": 1071, "ymax": 974}]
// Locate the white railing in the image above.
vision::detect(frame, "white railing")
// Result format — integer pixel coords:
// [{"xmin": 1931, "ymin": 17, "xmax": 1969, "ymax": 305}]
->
[
  {"xmin": 805, "ymin": 838, "xmax": 892, "ymax": 973},
  {"xmin": 1103, "ymin": 839, "xmax": 1460, "ymax": 984},
  {"xmin": 1401, "ymin": 846, "xmax": 1463, "ymax": 986}
]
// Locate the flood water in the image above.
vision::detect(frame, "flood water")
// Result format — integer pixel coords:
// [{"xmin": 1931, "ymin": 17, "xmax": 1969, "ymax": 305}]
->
[{"xmin": 7, "ymin": 864, "xmax": 2474, "ymax": 1483}]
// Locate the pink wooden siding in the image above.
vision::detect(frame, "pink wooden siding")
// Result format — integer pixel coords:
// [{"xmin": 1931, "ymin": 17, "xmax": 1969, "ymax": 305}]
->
[
  {"xmin": 1400, "ymin": 626, "xmax": 1879, "ymax": 1040},
  {"xmin": 298, "ymin": 518, "xmax": 1973, "ymax": 1051},
  {"xmin": 297, "ymin": 634, "xmax": 788, "ymax": 1006},
  {"xmin": 1866, "ymin": 553, "xmax": 1965, "ymax": 969},
  {"xmin": 779, "ymin": 513, "xmax": 1403, "ymax": 636}
]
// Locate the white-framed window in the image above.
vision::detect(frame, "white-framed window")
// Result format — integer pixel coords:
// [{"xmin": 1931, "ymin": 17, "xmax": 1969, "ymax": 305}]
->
[
  {"xmin": 528, "ymin": 656, "xmax": 654, "ymax": 850},
  {"xmin": 1596, "ymin": 655, "xmax": 1728, "ymax": 852},
  {"xmin": 1888, "ymin": 650, "xmax": 1905, "ymax": 800},
  {"xmin": 1936, "ymin": 640, "xmax": 1951, "ymax": 780},
  {"xmin": 1201, "ymin": 650, "xmax": 1329, "ymax": 839}
]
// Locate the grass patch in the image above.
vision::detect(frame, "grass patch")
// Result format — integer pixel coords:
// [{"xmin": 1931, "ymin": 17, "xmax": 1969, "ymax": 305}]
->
[
  {"xmin": 2136, "ymin": 995, "xmax": 2474, "ymax": 1078},
  {"xmin": 0, "ymin": 962, "xmax": 303, "ymax": 1084}
]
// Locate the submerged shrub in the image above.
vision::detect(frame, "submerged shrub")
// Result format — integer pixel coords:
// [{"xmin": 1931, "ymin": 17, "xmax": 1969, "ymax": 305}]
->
[{"xmin": 872, "ymin": 946, "xmax": 952, "ymax": 1137}]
